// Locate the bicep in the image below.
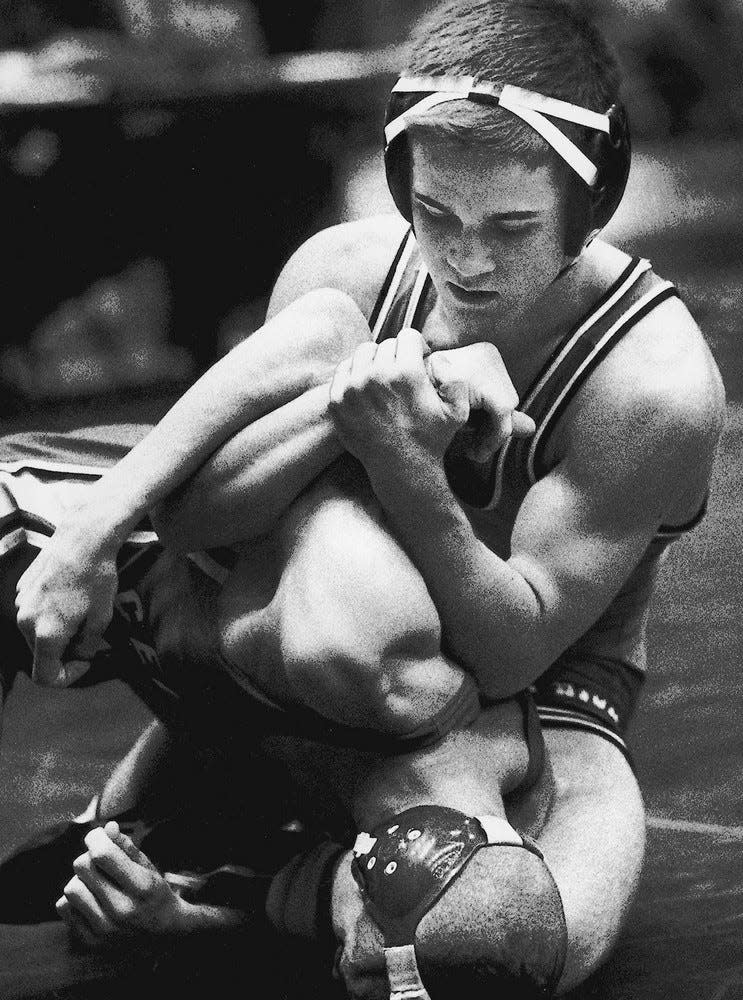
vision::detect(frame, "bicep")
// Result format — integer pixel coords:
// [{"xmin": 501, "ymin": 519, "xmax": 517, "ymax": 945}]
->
[{"xmin": 507, "ymin": 462, "xmax": 663, "ymax": 660}]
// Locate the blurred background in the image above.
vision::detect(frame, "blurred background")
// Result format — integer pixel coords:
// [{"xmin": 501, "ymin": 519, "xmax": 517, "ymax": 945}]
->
[
  {"xmin": 0, "ymin": 0, "xmax": 740, "ymax": 418},
  {"xmin": 0, "ymin": 3, "xmax": 741, "ymax": 999}
]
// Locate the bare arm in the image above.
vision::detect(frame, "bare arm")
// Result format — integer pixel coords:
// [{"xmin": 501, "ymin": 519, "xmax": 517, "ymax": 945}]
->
[
  {"xmin": 15, "ymin": 287, "xmax": 370, "ymax": 685},
  {"xmin": 329, "ymin": 317, "xmax": 724, "ymax": 698},
  {"xmin": 151, "ymin": 383, "xmax": 341, "ymax": 550}
]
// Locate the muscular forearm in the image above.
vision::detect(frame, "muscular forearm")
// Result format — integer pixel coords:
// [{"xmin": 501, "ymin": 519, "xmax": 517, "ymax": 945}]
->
[
  {"xmin": 152, "ymin": 384, "xmax": 342, "ymax": 549},
  {"xmin": 67, "ymin": 289, "xmax": 366, "ymax": 547},
  {"xmin": 369, "ymin": 459, "xmax": 549, "ymax": 697}
]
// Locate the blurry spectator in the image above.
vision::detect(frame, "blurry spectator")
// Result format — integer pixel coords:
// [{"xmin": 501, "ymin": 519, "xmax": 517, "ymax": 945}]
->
[{"xmin": 0, "ymin": 258, "xmax": 193, "ymax": 400}]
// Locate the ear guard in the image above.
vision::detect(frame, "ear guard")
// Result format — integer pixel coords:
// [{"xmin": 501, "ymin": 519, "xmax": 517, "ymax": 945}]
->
[
  {"xmin": 383, "ymin": 76, "xmax": 631, "ymax": 257},
  {"xmin": 351, "ymin": 804, "xmax": 543, "ymax": 1000}
]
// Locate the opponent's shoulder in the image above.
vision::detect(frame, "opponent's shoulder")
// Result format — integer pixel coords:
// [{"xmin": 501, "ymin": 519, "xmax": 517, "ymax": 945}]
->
[{"xmin": 267, "ymin": 215, "xmax": 410, "ymax": 320}]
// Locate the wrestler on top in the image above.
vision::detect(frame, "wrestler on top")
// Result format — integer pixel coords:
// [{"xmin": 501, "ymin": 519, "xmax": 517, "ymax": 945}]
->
[{"xmin": 2, "ymin": 1, "xmax": 724, "ymax": 997}]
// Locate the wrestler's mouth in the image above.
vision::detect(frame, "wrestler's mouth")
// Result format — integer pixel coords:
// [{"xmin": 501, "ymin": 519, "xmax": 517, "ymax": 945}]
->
[{"xmin": 446, "ymin": 282, "xmax": 501, "ymax": 307}]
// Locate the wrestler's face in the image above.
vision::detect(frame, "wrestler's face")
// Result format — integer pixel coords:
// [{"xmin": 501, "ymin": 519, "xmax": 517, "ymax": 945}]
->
[{"xmin": 409, "ymin": 135, "xmax": 568, "ymax": 344}]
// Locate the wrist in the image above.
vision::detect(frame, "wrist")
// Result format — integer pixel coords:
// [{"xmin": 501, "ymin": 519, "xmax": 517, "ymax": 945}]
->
[{"xmin": 60, "ymin": 489, "xmax": 137, "ymax": 550}]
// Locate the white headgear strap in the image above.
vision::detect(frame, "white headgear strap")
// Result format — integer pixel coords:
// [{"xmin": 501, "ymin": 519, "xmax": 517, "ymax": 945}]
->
[{"xmin": 385, "ymin": 76, "xmax": 611, "ymax": 187}]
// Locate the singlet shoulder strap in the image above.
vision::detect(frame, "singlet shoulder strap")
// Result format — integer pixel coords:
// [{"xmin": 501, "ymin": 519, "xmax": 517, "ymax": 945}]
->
[
  {"xmin": 370, "ymin": 230, "xmax": 431, "ymax": 343},
  {"xmin": 480, "ymin": 258, "xmax": 679, "ymax": 510},
  {"xmin": 527, "ymin": 265, "xmax": 678, "ymax": 481}
]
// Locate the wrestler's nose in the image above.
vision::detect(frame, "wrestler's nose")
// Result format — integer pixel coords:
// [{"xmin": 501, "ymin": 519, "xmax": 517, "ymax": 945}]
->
[{"xmin": 447, "ymin": 228, "xmax": 494, "ymax": 281}]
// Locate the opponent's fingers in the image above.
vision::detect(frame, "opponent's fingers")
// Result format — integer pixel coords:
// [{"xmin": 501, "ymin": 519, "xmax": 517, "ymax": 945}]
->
[
  {"xmin": 83, "ymin": 827, "xmax": 157, "ymax": 897},
  {"xmin": 63, "ymin": 875, "xmax": 116, "ymax": 937},
  {"xmin": 103, "ymin": 822, "xmax": 159, "ymax": 874},
  {"xmin": 72, "ymin": 852, "xmax": 137, "ymax": 922},
  {"xmin": 58, "ymin": 660, "xmax": 93, "ymax": 687},
  {"xmin": 31, "ymin": 631, "xmax": 71, "ymax": 687}
]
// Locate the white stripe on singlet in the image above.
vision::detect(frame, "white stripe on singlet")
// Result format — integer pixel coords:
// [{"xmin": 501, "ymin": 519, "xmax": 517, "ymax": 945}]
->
[
  {"xmin": 0, "ymin": 458, "xmax": 105, "ymax": 477},
  {"xmin": 481, "ymin": 258, "xmax": 652, "ymax": 509},
  {"xmin": 536, "ymin": 705, "xmax": 628, "ymax": 753},
  {"xmin": 401, "ymin": 265, "xmax": 429, "ymax": 330},
  {"xmin": 371, "ymin": 232, "xmax": 417, "ymax": 342},
  {"xmin": 526, "ymin": 278, "xmax": 675, "ymax": 483}
]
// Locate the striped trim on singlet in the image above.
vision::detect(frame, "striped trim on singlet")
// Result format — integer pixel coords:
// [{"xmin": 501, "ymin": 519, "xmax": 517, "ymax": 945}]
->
[{"xmin": 370, "ymin": 231, "xmax": 700, "ymax": 539}]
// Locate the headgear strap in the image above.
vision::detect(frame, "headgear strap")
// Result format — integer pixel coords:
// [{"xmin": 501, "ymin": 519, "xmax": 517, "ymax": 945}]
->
[
  {"xmin": 352, "ymin": 805, "xmax": 543, "ymax": 1000},
  {"xmin": 384, "ymin": 76, "xmax": 611, "ymax": 187}
]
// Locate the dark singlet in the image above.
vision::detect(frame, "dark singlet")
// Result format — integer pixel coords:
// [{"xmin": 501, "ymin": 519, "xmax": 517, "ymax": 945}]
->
[{"xmin": 369, "ymin": 230, "xmax": 706, "ymax": 755}]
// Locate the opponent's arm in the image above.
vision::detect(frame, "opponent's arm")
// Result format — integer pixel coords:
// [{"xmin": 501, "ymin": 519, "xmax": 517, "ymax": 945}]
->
[
  {"xmin": 151, "ymin": 383, "xmax": 341, "ymax": 550},
  {"xmin": 15, "ymin": 286, "xmax": 369, "ymax": 685},
  {"xmin": 153, "ymin": 338, "xmax": 533, "ymax": 550},
  {"xmin": 330, "ymin": 323, "xmax": 724, "ymax": 698}
]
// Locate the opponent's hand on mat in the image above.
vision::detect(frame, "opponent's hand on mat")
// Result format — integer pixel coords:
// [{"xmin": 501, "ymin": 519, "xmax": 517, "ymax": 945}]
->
[
  {"xmin": 427, "ymin": 342, "xmax": 536, "ymax": 461},
  {"xmin": 15, "ymin": 523, "xmax": 119, "ymax": 687},
  {"xmin": 56, "ymin": 822, "xmax": 190, "ymax": 948},
  {"xmin": 329, "ymin": 328, "xmax": 471, "ymax": 471}
]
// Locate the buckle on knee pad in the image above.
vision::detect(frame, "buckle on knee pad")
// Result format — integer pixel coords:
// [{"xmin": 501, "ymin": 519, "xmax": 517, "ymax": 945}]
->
[{"xmin": 351, "ymin": 805, "xmax": 542, "ymax": 1000}]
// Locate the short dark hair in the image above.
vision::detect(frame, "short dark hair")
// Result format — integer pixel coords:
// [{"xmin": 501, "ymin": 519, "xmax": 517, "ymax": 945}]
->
[
  {"xmin": 415, "ymin": 846, "xmax": 568, "ymax": 999},
  {"xmin": 403, "ymin": 0, "xmax": 622, "ymax": 156}
]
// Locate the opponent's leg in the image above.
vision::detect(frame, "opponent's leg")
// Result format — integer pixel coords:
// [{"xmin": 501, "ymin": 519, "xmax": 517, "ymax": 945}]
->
[
  {"xmin": 526, "ymin": 729, "xmax": 646, "ymax": 994},
  {"xmin": 219, "ymin": 456, "xmax": 471, "ymax": 740}
]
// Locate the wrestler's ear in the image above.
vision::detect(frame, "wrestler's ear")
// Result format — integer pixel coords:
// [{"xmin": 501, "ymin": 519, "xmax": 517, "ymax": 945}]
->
[{"xmin": 337, "ymin": 910, "xmax": 388, "ymax": 1000}]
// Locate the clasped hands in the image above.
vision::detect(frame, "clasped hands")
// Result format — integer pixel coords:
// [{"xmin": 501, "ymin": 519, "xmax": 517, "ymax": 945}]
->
[
  {"xmin": 56, "ymin": 822, "xmax": 192, "ymax": 948},
  {"xmin": 328, "ymin": 328, "xmax": 535, "ymax": 472},
  {"xmin": 14, "ymin": 329, "xmax": 533, "ymax": 691}
]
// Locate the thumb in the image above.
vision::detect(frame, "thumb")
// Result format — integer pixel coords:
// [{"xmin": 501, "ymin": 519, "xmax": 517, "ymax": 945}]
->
[
  {"xmin": 434, "ymin": 376, "xmax": 470, "ymax": 424},
  {"xmin": 59, "ymin": 659, "xmax": 93, "ymax": 687},
  {"xmin": 32, "ymin": 651, "xmax": 69, "ymax": 688}
]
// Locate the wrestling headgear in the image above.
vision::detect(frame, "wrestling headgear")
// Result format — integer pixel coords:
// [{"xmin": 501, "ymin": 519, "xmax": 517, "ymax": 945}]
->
[
  {"xmin": 383, "ymin": 76, "xmax": 631, "ymax": 257},
  {"xmin": 351, "ymin": 804, "xmax": 544, "ymax": 1000}
]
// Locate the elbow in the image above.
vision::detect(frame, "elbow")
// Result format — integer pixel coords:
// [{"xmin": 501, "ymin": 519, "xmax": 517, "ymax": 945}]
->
[{"xmin": 465, "ymin": 588, "xmax": 553, "ymax": 698}]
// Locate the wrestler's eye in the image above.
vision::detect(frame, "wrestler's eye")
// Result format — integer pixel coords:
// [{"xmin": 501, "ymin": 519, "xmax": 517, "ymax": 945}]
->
[
  {"xmin": 384, "ymin": 862, "xmax": 398, "ymax": 875},
  {"xmin": 413, "ymin": 197, "xmax": 459, "ymax": 228},
  {"xmin": 407, "ymin": 829, "xmax": 422, "ymax": 840}
]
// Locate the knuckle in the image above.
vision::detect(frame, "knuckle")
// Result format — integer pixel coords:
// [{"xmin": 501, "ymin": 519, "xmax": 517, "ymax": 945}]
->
[
  {"xmin": 64, "ymin": 877, "xmax": 81, "ymax": 898},
  {"xmin": 72, "ymin": 854, "xmax": 91, "ymax": 875},
  {"xmin": 114, "ymin": 899, "xmax": 136, "ymax": 923}
]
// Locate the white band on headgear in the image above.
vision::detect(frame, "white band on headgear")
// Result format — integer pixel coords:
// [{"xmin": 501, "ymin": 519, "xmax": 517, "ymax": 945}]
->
[{"xmin": 385, "ymin": 76, "xmax": 611, "ymax": 187}]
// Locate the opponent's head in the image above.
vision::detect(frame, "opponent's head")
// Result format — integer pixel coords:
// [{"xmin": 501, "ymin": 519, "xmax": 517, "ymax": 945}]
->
[
  {"xmin": 384, "ymin": 0, "xmax": 630, "ymax": 263},
  {"xmin": 343, "ymin": 806, "xmax": 567, "ymax": 1000}
]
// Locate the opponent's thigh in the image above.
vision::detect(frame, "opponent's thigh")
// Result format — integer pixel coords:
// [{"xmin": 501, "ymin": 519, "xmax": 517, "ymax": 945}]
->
[
  {"xmin": 264, "ymin": 460, "xmax": 465, "ymax": 733},
  {"xmin": 535, "ymin": 729, "xmax": 646, "ymax": 993}
]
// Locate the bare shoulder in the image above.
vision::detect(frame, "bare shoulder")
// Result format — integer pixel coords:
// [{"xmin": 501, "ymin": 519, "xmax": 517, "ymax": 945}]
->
[
  {"xmin": 267, "ymin": 214, "xmax": 409, "ymax": 320},
  {"xmin": 583, "ymin": 282, "xmax": 724, "ymax": 442},
  {"xmin": 559, "ymin": 244, "xmax": 726, "ymax": 517}
]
